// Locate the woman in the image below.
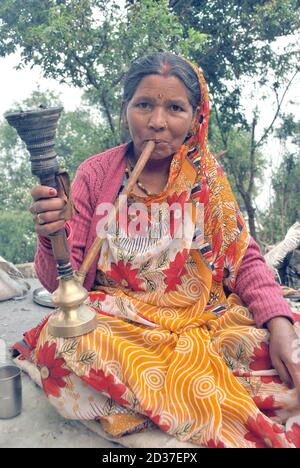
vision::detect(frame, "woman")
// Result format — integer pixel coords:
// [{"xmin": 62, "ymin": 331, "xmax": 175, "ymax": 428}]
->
[{"xmin": 15, "ymin": 52, "xmax": 300, "ymax": 448}]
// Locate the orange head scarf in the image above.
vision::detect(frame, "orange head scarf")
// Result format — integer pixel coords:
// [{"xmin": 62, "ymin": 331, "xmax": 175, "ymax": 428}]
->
[{"xmin": 165, "ymin": 57, "xmax": 250, "ymax": 293}]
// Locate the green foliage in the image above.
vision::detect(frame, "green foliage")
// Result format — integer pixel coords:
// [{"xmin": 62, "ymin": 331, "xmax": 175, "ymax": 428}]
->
[
  {"xmin": 55, "ymin": 108, "xmax": 109, "ymax": 177},
  {"xmin": 254, "ymin": 0, "xmax": 300, "ymax": 40},
  {"xmin": 259, "ymin": 116, "xmax": 300, "ymax": 244},
  {"xmin": 209, "ymin": 113, "xmax": 265, "ymax": 213},
  {"xmin": 275, "ymin": 113, "xmax": 300, "ymax": 146},
  {"xmin": 172, "ymin": 0, "xmax": 300, "ymax": 129},
  {"xmin": 259, "ymin": 152, "xmax": 300, "ymax": 244},
  {"xmin": 0, "ymin": 210, "xmax": 36, "ymax": 263},
  {"xmin": 0, "ymin": 0, "xmax": 207, "ymax": 144},
  {"xmin": 273, "ymin": 154, "xmax": 300, "ymax": 224},
  {"xmin": 0, "ymin": 121, "xmax": 34, "ymax": 212}
]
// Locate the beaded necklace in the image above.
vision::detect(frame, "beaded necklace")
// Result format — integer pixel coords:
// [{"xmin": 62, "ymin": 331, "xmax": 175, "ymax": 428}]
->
[{"xmin": 125, "ymin": 159, "xmax": 156, "ymax": 197}]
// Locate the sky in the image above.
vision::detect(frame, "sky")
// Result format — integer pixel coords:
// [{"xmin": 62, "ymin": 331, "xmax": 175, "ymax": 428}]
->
[
  {"xmin": 0, "ymin": 52, "xmax": 83, "ymax": 115},
  {"xmin": 0, "ymin": 48, "xmax": 299, "ymax": 212}
]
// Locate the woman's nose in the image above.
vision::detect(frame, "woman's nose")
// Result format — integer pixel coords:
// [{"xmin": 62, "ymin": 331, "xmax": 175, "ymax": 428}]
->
[{"xmin": 148, "ymin": 108, "xmax": 167, "ymax": 131}]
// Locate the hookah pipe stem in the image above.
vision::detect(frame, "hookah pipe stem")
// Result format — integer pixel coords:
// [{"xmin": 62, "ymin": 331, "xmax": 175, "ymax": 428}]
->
[
  {"xmin": 40, "ymin": 173, "xmax": 72, "ymax": 278},
  {"xmin": 77, "ymin": 140, "xmax": 155, "ymax": 284}
]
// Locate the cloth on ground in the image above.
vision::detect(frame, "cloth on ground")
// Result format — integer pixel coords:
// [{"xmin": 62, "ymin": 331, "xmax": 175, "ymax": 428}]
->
[{"xmin": 0, "ymin": 256, "xmax": 30, "ymax": 302}]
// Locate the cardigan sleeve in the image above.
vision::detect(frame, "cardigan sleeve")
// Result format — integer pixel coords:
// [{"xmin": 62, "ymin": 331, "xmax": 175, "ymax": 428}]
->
[
  {"xmin": 232, "ymin": 237, "xmax": 294, "ymax": 328},
  {"xmin": 34, "ymin": 167, "xmax": 94, "ymax": 293}
]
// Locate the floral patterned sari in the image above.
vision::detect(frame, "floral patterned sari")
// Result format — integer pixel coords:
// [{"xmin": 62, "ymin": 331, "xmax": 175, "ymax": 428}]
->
[{"xmin": 14, "ymin": 60, "xmax": 300, "ymax": 448}]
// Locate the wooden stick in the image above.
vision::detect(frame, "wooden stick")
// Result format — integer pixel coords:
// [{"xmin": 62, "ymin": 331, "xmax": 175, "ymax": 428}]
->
[{"xmin": 77, "ymin": 140, "xmax": 155, "ymax": 283}]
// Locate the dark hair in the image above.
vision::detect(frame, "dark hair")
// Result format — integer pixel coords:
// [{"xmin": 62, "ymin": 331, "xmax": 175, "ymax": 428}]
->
[{"xmin": 122, "ymin": 52, "xmax": 201, "ymax": 116}]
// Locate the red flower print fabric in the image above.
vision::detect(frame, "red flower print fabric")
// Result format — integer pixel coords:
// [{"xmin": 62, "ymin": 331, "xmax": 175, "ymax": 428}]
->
[
  {"xmin": 37, "ymin": 342, "xmax": 71, "ymax": 398},
  {"xmin": 106, "ymin": 260, "xmax": 144, "ymax": 291},
  {"xmin": 81, "ymin": 369, "xmax": 129, "ymax": 406}
]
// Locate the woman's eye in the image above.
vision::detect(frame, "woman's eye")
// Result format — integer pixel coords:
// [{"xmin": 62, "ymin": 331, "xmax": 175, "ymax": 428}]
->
[
  {"xmin": 170, "ymin": 104, "xmax": 183, "ymax": 112},
  {"xmin": 137, "ymin": 102, "xmax": 150, "ymax": 109}
]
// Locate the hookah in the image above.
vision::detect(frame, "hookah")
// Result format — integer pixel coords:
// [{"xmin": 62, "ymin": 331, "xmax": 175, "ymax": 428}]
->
[{"xmin": 5, "ymin": 106, "xmax": 155, "ymax": 338}]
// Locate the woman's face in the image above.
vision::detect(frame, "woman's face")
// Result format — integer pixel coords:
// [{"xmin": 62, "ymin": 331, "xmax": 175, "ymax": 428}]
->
[{"xmin": 126, "ymin": 74, "xmax": 195, "ymax": 160}]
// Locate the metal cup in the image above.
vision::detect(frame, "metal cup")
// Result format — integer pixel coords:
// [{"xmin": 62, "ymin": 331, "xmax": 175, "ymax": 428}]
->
[{"xmin": 0, "ymin": 366, "xmax": 22, "ymax": 419}]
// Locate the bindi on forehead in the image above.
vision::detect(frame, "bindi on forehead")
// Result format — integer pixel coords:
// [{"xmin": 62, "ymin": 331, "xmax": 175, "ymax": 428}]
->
[{"xmin": 133, "ymin": 75, "xmax": 191, "ymax": 105}]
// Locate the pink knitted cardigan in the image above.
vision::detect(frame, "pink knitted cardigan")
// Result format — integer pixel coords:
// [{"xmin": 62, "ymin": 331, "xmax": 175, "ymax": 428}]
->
[{"xmin": 35, "ymin": 143, "xmax": 293, "ymax": 328}]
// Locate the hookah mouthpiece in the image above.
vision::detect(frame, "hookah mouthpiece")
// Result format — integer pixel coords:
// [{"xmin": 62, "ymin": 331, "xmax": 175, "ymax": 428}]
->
[{"xmin": 5, "ymin": 106, "xmax": 63, "ymax": 177}]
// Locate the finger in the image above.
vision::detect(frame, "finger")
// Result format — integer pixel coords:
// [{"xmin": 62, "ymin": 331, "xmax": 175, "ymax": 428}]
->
[
  {"xmin": 31, "ymin": 186, "xmax": 57, "ymax": 201},
  {"xmin": 29, "ymin": 203, "xmax": 37, "ymax": 215},
  {"xmin": 271, "ymin": 358, "xmax": 293, "ymax": 388},
  {"xmin": 34, "ymin": 213, "xmax": 45, "ymax": 225},
  {"xmin": 34, "ymin": 210, "xmax": 66, "ymax": 225},
  {"xmin": 285, "ymin": 361, "xmax": 300, "ymax": 401},
  {"xmin": 31, "ymin": 198, "xmax": 66, "ymax": 214},
  {"xmin": 35, "ymin": 220, "xmax": 66, "ymax": 237}
]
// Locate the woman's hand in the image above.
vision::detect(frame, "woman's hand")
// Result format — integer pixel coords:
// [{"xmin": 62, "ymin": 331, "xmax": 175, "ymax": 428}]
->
[
  {"xmin": 29, "ymin": 185, "xmax": 67, "ymax": 237},
  {"xmin": 267, "ymin": 316, "xmax": 300, "ymax": 400}
]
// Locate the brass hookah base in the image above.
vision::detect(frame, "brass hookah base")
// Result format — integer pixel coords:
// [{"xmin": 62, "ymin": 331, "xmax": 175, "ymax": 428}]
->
[{"xmin": 48, "ymin": 268, "xmax": 97, "ymax": 338}]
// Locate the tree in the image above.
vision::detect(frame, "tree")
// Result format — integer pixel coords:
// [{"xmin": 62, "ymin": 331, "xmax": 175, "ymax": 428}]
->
[
  {"xmin": 0, "ymin": 210, "xmax": 37, "ymax": 264},
  {"xmin": 259, "ymin": 115, "xmax": 300, "ymax": 244},
  {"xmin": 209, "ymin": 112, "xmax": 266, "ymax": 235},
  {"xmin": 171, "ymin": 0, "xmax": 300, "ymax": 127},
  {"xmin": 259, "ymin": 152, "xmax": 300, "ymax": 244},
  {"xmin": 55, "ymin": 108, "xmax": 109, "ymax": 177},
  {"xmin": 0, "ymin": 0, "xmax": 207, "ymax": 145}
]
